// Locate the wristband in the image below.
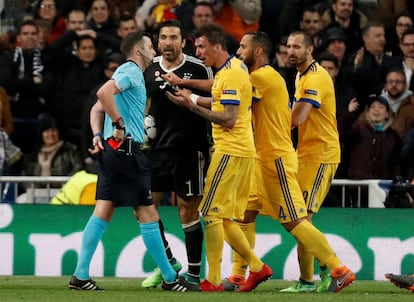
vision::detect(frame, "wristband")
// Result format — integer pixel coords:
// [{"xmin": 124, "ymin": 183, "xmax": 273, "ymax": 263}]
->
[
  {"xmin": 94, "ymin": 132, "xmax": 103, "ymax": 138},
  {"xmin": 190, "ymin": 94, "xmax": 199, "ymax": 105}
]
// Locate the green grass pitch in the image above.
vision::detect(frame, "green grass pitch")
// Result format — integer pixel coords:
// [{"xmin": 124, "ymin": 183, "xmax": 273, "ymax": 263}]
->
[{"xmin": 0, "ymin": 277, "xmax": 413, "ymax": 302}]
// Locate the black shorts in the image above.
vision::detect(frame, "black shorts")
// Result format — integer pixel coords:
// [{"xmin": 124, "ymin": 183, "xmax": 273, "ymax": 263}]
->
[
  {"xmin": 96, "ymin": 140, "xmax": 153, "ymax": 207},
  {"xmin": 148, "ymin": 149, "xmax": 208, "ymax": 200}
]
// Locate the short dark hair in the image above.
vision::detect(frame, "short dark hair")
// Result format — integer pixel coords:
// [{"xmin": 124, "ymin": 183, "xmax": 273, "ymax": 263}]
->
[
  {"xmin": 76, "ymin": 34, "xmax": 96, "ymax": 49},
  {"xmin": 401, "ymin": 26, "xmax": 414, "ymax": 42},
  {"xmin": 18, "ymin": 19, "xmax": 38, "ymax": 34},
  {"xmin": 386, "ymin": 67, "xmax": 406, "ymax": 81},
  {"xmin": 301, "ymin": 6, "xmax": 320, "ymax": 20},
  {"xmin": 194, "ymin": 23, "xmax": 227, "ymax": 51},
  {"xmin": 245, "ymin": 31, "xmax": 273, "ymax": 58},
  {"xmin": 194, "ymin": 1, "xmax": 214, "ymax": 16},
  {"xmin": 289, "ymin": 30, "xmax": 314, "ymax": 48},
  {"xmin": 120, "ymin": 31, "xmax": 150, "ymax": 58},
  {"xmin": 157, "ymin": 19, "xmax": 184, "ymax": 38},
  {"xmin": 317, "ymin": 51, "xmax": 339, "ymax": 68},
  {"xmin": 118, "ymin": 13, "xmax": 136, "ymax": 25},
  {"xmin": 362, "ymin": 21, "xmax": 384, "ymax": 37}
]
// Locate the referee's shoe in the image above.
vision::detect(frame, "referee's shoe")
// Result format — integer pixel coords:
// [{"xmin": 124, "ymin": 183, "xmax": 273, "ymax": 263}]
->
[{"xmin": 69, "ymin": 275, "xmax": 104, "ymax": 291}]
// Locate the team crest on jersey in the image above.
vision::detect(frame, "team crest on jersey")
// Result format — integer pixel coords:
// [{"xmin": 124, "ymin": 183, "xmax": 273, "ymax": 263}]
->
[
  {"xmin": 155, "ymin": 71, "xmax": 160, "ymax": 77},
  {"xmin": 183, "ymin": 72, "xmax": 193, "ymax": 80},
  {"xmin": 304, "ymin": 89, "xmax": 318, "ymax": 96}
]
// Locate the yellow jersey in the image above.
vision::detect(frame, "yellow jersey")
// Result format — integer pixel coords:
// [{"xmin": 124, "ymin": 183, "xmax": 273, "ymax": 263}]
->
[
  {"xmin": 251, "ymin": 65, "xmax": 294, "ymax": 161},
  {"xmin": 211, "ymin": 55, "xmax": 255, "ymax": 157},
  {"xmin": 294, "ymin": 61, "xmax": 340, "ymax": 163}
]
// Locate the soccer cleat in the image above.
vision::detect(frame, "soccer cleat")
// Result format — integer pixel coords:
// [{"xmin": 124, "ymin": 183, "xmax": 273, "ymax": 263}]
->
[
  {"xmin": 280, "ymin": 281, "xmax": 316, "ymax": 293},
  {"xmin": 385, "ymin": 273, "xmax": 414, "ymax": 292},
  {"xmin": 161, "ymin": 276, "xmax": 201, "ymax": 292},
  {"xmin": 237, "ymin": 264, "xmax": 273, "ymax": 292},
  {"xmin": 199, "ymin": 279, "xmax": 224, "ymax": 292},
  {"xmin": 180, "ymin": 272, "xmax": 200, "ymax": 285},
  {"xmin": 223, "ymin": 275, "xmax": 246, "ymax": 291},
  {"xmin": 316, "ymin": 269, "xmax": 332, "ymax": 293},
  {"xmin": 69, "ymin": 275, "xmax": 104, "ymax": 291},
  {"xmin": 327, "ymin": 266, "xmax": 355, "ymax": 292},
  {"xmin": 141, "ymin": 260, "xmax": 182, "ymax": 288}
]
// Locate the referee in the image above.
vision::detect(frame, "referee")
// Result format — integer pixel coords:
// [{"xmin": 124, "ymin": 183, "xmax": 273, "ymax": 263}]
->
[{"xmin": 68, "ymin": 31, "xmax": 199, "ymax": 292}]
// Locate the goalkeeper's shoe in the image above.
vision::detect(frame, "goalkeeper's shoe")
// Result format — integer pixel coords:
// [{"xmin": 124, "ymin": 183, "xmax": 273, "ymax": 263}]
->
[
  {"xmin": 280, "ymin": 280, "xmax": 316, "ymax": 292},
  {"xmin": 141, "ymin": 260, "xmax": 182, "ymax": 288},
  {"xmin": 385, "ymin": 273, "xmax": 414, "ymax": 292},
  {"xmin": 327, "ymin": 266, "xmax": 355, "ymax": 292},
  {"xmin": 316, "ymin": 268, "xmax": 332, "ymax": 292},
  {"xmin": 223, "ymin": 275, "xmax": 245, "ymax": 291},
  {"xmin": 161, "ymin": 276, "xmax": 201, "ymax": 292},
  {"xmin": 69, "ymin": 275, "xmax": 104, "ymax": 291}
]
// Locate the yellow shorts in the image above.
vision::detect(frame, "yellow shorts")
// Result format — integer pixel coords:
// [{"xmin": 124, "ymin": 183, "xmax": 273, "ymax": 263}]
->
[
  {"xmin": 248, "ymin": 153, "xmax": 308, "ymax": 222},
  {"xmin": 198, "ymin": 153, "xmax": 254, "ymax": 221},
  {"xmin": 297, "ymin": 162, "xmax": 338, "ymax": 213}
]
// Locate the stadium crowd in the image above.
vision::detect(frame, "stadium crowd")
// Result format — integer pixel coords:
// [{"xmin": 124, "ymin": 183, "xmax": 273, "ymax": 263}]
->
[
  {"xmin": 0, "ymin": 0, "xmax": 414, "ymax": 207},
  {"xmin": 0, "ymin": 0, "xmax": 413, "ymax": 295}
]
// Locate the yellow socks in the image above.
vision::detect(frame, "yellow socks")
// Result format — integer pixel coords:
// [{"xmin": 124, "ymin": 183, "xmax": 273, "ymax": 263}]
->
[
  {"xmin": 204, "ymin": 216, "xmax": 224, "ymax": 285},
  {"xmin": 223, "ymin": 219, "xmax": 263, "ymax": 272},
  {"xmin": 231, "ymin": 221, "xmax": 256, "ymax": 277},
  {"xmin": 290, "ymin": 220, "xmax": 342, "ymax": 281}
]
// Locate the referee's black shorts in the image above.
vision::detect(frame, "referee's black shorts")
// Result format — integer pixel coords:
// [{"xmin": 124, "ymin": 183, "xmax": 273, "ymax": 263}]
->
[{"xmin": 96, "ymin": 139, "xmax": 153, "ymax": 207}]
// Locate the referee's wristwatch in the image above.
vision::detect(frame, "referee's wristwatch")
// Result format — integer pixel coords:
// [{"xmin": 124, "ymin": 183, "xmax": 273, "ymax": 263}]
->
[{"xmin": 112, "ymin": 117, "xmax": 125, "ymax": 130}]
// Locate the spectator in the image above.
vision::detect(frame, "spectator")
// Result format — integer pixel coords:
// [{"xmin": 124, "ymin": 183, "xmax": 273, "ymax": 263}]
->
[
  {"xmin": 23, "ymin": 114, "xmax": 82, "ymax": 177},
  {"xmin": 339, "ymin": 95, "xmax": 403, "ymax": 206},
  {"xmin": 0, "ymin": 86, "xmax": 13, "ymax": 134},
  {"xmin": 184, "ymin": 1, "xmax": 238, "ymax": 56},
  {"xmin": 50, "ymin": 34, "xmax": 105, "ymax": 148},
  {"xmin": 0, "ymin": 0, "xmax": 28, "ymax": 48},
  {"xmin": 341, "ymin": 95, "xmax": 403, "ymax": 180},
  {"xmin": 380, "ymin": 68, "xmax": 414, "ymax": 139},
  {"xmin": 117, "ymin": 13, "xmax": 138, "ymax": 39},
  {"xmin": 393, "ymin": 26, "xmax": 414, "ymax": 91},
  {"xmin": 66, "ymin": 9, "xmax": 87, "ymax": 32},
  {"xmin": 51, "ymin": 9, "xmax": 87, "ymax": 56},
  {"xmin": 87, "ymin": 0, "xmax": 118, "ymax": 39},
  {"xmin": 385, "ymin": 11, "xmax": 413, "ymax": 57},
  {"xmin": 109, "ymin": 0, "xmax": 141, "ymax": 20},
  {"xmin": 299, "ymin": 6, "xmax": 324, "ymax": 55},
  {"xmin": 52, "ymin": 8, "xmax": 124, "ymax": 58},
  {"xmin": 323, "ymin": 27, "xmax": 352, "ymax": 70},
  {"xmin": 0, "ymin": 19, "xmax": 55, "ymax": 154},
  {"xmin": 33, "ymin": 0, "xmax": 66, "ymax": 45},
  {"xmin": 321, "ymin": 0, "xmax": 367, "ymax": 54},
  {"xmin": 352, "ymin": 22, "xmax": 394, "ymax": 110},
  {"xmin": 214, "ymin": 0, "xmax": 261, "ymax": 42},
  {"xmin": 35, "ymin": 19, "xmax": 52, "ymax": 50}
]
